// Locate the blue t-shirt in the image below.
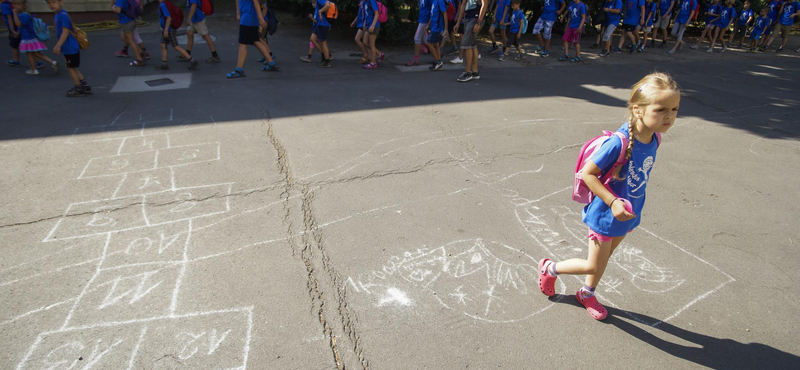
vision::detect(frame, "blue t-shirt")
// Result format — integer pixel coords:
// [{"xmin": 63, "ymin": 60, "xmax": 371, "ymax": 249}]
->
[
  {"xmin": 737, "ymin": 8, "xmax": 753, "ymax": 25},
  {"xmin": 644, "ymin": 2, "xmax": 657, "ymax": 26},
  {"xmin": 582, "ymin": 124, "xmax": 659, "ymax": 237},
  {"xmin": 55, "ymin": 10, "xmax": 79, "ymax": 55},
  {"xmin": 1, "ymin": 1, "xmax": 16, "ymax": 33},
  {"xmin": 494, "ymin": 0, "xmax": 510, "ymax": 22},
  {"xmin": 780, "ymin": 1, "xmax": 798, "ymax": 25},
  {"xmin": 715, "ymin": 6, "xmax": 734, "ymax": 27},
  {"xmin": 116, "ymin": 0, "xmax": 134, "ymax": 24},
  {"xmin": 158, "ymin": 3, "xmax": 172, "ymax": 31},
  {"xmin": 509, "ymin": 8, "xmax": 525, "ymax": 32},
  {"xmin": 766, "ymin": 0, "xmax": 781, "ymax": 23},
  {"xmin": 605, "ymin": 0, "xmax": 623, "ymax": 26},
  {"xmin": 362, "ymin": 0, "xmax": 379, "ymax": 27},
  {"xmin": 541, "ymin": 0, "xmax": 565, "ymax": 21},
  {"xmin": 188, "ymin": 0, "xmax": 205, "ymax": 23},
  {"xmin": 356, "ymin": 0, "xmax": 365, "ymax": 27},
  {"xmin": 623, "ymin": 0, "xmax": 645, "ymax": 25},
  {"xmin": 17, "ymin": 12, "xmax": 34, "ymax": 41},
  {"xmin": 239, "ymin": 0, "xmax": 260, "ymax": 26},
  {"xmin": 567, "ymin": 2, "xmax": 587, "ymax": 28},
  {"xmin": 658, "ymin": 0, "xmax": 674, "ymax": 15},
  {"xmin": 675, "ymin": 0, "xmax": 695, "ymax": 23},
  {"xmin": 705, "ymin": 3, "xmax": 721, "ymax": 24},
  {"xmin": 419, "ymin": 0, "xmax": 432, "ymax": 24},
  {"xmin": 430, "ymin": 0, "xmax": 447, "ymax": 32},
  {"xmin": 751, "ymin": 15, "xmax": 770, "ymax": 34}
]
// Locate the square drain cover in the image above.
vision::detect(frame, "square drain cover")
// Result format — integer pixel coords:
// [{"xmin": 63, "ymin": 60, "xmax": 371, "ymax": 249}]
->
[{"xmin": 145, "ymin": 78, "xmax": 175, "ymax": 87}]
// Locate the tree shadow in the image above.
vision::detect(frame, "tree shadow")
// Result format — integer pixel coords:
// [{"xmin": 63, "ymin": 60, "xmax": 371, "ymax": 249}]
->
[{"xmin": 549, "ymin": 294, "xmax": 800, "ymax": 370}]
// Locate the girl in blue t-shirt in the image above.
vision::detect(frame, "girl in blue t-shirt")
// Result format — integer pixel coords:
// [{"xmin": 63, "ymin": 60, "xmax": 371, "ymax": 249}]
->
[
  {"xmin": 11, "ymin": 0, "xmax": 58, "ymax": 75},
  {"xmin": 708, "ymin": 0, "xmax": 735, "ymax": 52},
  {"xmin": 690, "ymin": 0, "xmax": 721, "ymax": 50},
  {"xmin": 538, "ymin": 72, "xmax": 681, "ymax": 320}
]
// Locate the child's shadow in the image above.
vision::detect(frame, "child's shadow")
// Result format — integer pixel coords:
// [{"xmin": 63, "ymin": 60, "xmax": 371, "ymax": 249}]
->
[{"xmin": 549, "ymin": 294, "xmax": 800, "ymax": 370}]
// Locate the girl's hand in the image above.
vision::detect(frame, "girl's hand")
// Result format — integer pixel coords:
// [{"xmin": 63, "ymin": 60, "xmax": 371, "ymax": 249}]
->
[
  {"xmin": 443, "ymin": 30, "xmax": 449, "ymax": 39},
  {"xmin": 369, "ymin": 26, "xmax": 374, "ymax": 32},
  {"xmin": 473, "ymin": 22, "xmax": 481, "ymax": 34},
  {"xmin": 163, "ymin": 30, "xmax": 169, "ymax": 38},
  {"xmin": 53, "ymin": 45, "xmax": 61, "ymax": 54},
  {"xmin": 259, "ymin": 18, "xmax": 267, "ymax": 29},
  {"xmin": 611, "ymin": 199, "xmax": 636, "ymax": 222}
]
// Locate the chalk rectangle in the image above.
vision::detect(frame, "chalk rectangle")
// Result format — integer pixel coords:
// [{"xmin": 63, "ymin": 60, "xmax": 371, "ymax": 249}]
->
[
  {"xmin": 45, "ymin": 196, "xmax": 148, "ymax": 242},
  {"xmin": 102, "ymin": 221, "xmax": 190, "ymax": 270},
  {"xmin": 113, "ymin": 168, "xmax": 174, "ymax": 199},
  {"xmin": 143, "ymin": 184, "xmax": 232, "ymax": 226},
  {"xmin": 80, "ymin": 151, "xmax": 158, "ymax": 179},
  {"xmin": 111, "ymin": 109, "xmax": 173, "ymax": 126},
  {"xmin": 118, "ymin": 133, "xmax": 170, "ymax": 155},
  {"xmin": 156, "ymin": 143, "xmax": 221, "ymax": 168},
  {"xmin": 67, "ymin": 124, "xmax": 145, "ymax": 144}
]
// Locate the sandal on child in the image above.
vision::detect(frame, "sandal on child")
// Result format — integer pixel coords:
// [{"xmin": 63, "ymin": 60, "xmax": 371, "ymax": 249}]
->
[
  {"xmin": 129, "ymin": 60, "xmax": 146, "ymax": 67},
  {"xmin": 558, "ymin": 55, "xmax": 568, "ymax": 61},
  {"xmin": 569, "ymin": 56, "xmax": 581, "ymax": 63},
  {"xmin": 537, "ymin": 258, "xmax": 558, "ymax": 296},
  {"xmin": 226, "ymin": 69, "xmax": 246, "ymax": 78},
  {"xmin": 576, "ymin": 290, "xmax": 608, "ymax": 320},
  {"xmin": 359, "ymin": 57, "xmax": 370, "ymax": 64}
]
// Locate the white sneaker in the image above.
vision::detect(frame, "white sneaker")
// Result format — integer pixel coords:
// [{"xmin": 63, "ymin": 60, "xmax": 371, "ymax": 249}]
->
[
  {"xmin": 478, "ymin": 53, "xmax": 482, "ymax": 59},
  {"xmin": 450, "ymin": 56, "xmax": 464, "ymax": 64}
]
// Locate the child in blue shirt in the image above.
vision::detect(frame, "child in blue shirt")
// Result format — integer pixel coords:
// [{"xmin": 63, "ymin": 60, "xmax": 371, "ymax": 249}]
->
[
  {"xmin": 499, "ymin": 0, "xmax": 524, "ymax": 61},
  {"xmin": 708, "ymin": 0, "xmax": 735, "ymax": 52},
  {"xmin": 758, "ymin": 0, "xmax": 781, "ymax": 49},
  {"xmin": 113, "ymin": 0, "xmax": 145, "ymax": 66},
  {"xmin": 531, "ymin": 0, "xmax": 565, "ymax": 57},
  {"xmin": 405, "ymin": 0, "xmax": 431, "ymax": 66},
  {"xmin": 488, "ymin": 0, "xmax": 509, "ymax": 54},
  {"xmin": 425, "ymin": 0, "xmax": 449, "ymax": 70},
  {"xmin": 362, "ymin": 0, "xmax": 384, "ymax": 69},
  {"xmin": 11, "ymin": 0, "xmax": 58, "ymax": 76},
  {"xmin": 156, "ymin": 0, "xmax": 197, "ymax": 70},
  {"xmin": 652, "ymin": 0, "xmax": 675, "ymax": 48},
  {"xmin": 600, "ymin": 0, "xmax": 622, "ymax": 56},
  {"xmin": 616, "ymin": 0, "xmax": 644, "ymax": 53},
  {"xmin": 764, "ymin": 0, "xmax": 799, "ymax": 52},
  {"xmin": 639, "ymin": 0, "xmax": 657, "ymax": 51},
  {"xmin": 537, "ymin": 72, "xmax": 680, "ymax": 321},
  {"xmin": 2, "ymin": 0, "xmax": 22, "ymax": 66},
  {"xmin": 690, "ymin": 0, "xmax": 720, "ymax": 50},
  {"xmin": 559, "ymin": 0, "xmax": 586, "ymax": 62},
  {"xmin": 184, "ymin": 0, "xmax": 220, "ymax": 63},
  {"xmin": 747, "ymin": 8, "xmax": 770, "ymax": 52},
  {"xmin": 47, "ymin": 0, "xmax": 90, "ymax": 97},
  {"xmin": 228, "ymin": 0, "xmax": 277, "ymax": 77},
  {"xmin": 668, "ymin": 0, "xmax": 696, "ymax": 54},
  {"xmin": 730, "ymin": 0, "xmax": 752, "ymax": 48}
]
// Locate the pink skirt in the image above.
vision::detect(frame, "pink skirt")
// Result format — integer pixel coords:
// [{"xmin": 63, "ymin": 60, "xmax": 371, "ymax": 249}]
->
[{"xmin": 20, "ymin": 39, "xmax": 46, "ymax": 53}]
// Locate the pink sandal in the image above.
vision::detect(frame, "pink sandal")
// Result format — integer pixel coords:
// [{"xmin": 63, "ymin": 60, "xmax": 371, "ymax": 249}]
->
[
  {"xmin": 576, "ymin": 290, "xmax": 608, "ymax": 320},
  {"xmin": 538, "ymin": 258, "xmax": 557, "ymax": 296}
]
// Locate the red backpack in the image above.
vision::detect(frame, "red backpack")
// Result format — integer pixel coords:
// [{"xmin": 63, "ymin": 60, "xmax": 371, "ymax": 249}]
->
[
  {"xmin": 163, "ymin": 1, "xmax": 184, "ymax": 30},
  {"xmin": 446, "ymin": 1, "xmax": 457, "ymax": 21},
  {"xmin": 200, "ymin": 0, "xmax": 214, "ymax": 16}
]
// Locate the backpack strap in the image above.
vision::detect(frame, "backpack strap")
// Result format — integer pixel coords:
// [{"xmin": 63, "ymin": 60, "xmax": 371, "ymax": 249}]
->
[{"xmin": 655, "ymin": 132, "xmax": 662, "ymax": 147}]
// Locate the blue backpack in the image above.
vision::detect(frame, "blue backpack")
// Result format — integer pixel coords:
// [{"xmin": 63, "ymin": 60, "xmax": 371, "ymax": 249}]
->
[
  {"xmin": 32, "ymin": 16, "xmax": 50, "ymax": 42},
  {"xmin": 123, "ymin": 0, "xmax": 142, "ymax": 19}
]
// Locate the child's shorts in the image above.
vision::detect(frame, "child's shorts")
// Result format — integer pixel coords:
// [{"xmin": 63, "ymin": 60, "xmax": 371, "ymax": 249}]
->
[
  {"xmin": 8, "ymin": 33, "xmax": 20, "ymax": 49},
  {"xmin": 705, "ymin": 23, "xmax": 716, "ymax": 30},
  {"xmin": 588, "ymin": 228, "xmax": 632, "ymax": 242},
  {"xmin": 643, "ymin": 26, "xmax": 653, "ymax": 33},
  {"xmin": 654, "ymin": 14, "xmax": 670, "ymax": 29},
  {"xmin": 414, "ymin": 22, "xmax": 427, "ymax": 44},
  {"xmin": 239, "ymin": 24, "xmax": 260, "ymax": 45},
  {"xmin": 621, "ymin": 24, "xmax": 638, "ymax": 32},
  {"xmin": 778, "ymin": 23, "xmax": 792, "ymax": 38},
  {"xmin": 364, "ymin": 22, "xmax": 380, "ymax": 35},
  {"xmin": 63, "ymin": 52, "xmax": 80, "ymax": 68},
  {"xmin": 427, "ymin": 31, "xmax": 442, "ymax": 44},
  {"xmin": 314, "ymin": 25, "xmax": 330, "ymax": 41},
  {"xmin": 602, "ymin": 24, "xmax": 616, "ymax": 41},
  {"xmin": 161, "ymin": 29, "xmax": 179, "ymax": 47},
  {"xmin": 491, "ymin": 21, "xmax": 506, "ymax": 30},
  {"xmin": 532, "ymin": 18, "xmax": 554, "ymax": 40},
  {"xmin": 121, "ymin": 20, "xmax": 136, "ymax": 33},
  {"xmin": 562, "ymin": 27, "xmax": 581, "ymax": 44},
  {"xmin": 188, "ymin": 20, "xmax": 209, "ymax": 36},
  {"xmin": 505, "ymin": 33, "xmax": 519, "ymax": 48},
  {"xmin": 749, "ymin": 31, "xmax": 762, "ymax": 41},
  {"xmin": 733, "ymin": 23, "xmax": 748, "ymax": 37}
]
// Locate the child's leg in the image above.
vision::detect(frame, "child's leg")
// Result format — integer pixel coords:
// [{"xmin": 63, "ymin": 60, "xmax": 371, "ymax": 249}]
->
[
  {"xmin": 202, "ymin": 34, "xmax": 217, "ymax": 54},
  {"xmin": 500, "ymin": 28, "xmax": 507, "ymax": 47},
  {"xmin": 186, "ymin": 27, "xmax": 195, "ymax": 53},
  {"xmin": 33, "ymin": 52, "xmax": 54, "ymax": 64},
  {"xmin": 574, "ymin": 41, "xmax": 581, "ymax": 57},
  {"xmin": 536, "ymin": 32, "xmax": 545, "ymax": 47},
  {"xmin": 160, "ymin": 41, "xmax": 168, "ymax": 62},
  {"xmin": 67, "ymin": 67, "xmax": 81, "ymax": 85},
  {"xmin": 584, "ymin": 236, "xmax": 625, "ymax": 289},
  {"xmin": 125, "ymin": 32, "xmax": 143, "ymax": 60},
  {"xmin": 254, "ymin": 40, "xmax": 275, "ymax": 62},
  {"xmin": 469, "ymin": 48, "xmax": 479, "ymax": 73},
  {"xmin": 564, "ymin": 40, "xmax": 570, "ymax": 56},
  {"xmin": 710, "ymin": 28, "xmax": 720, "ymax": 48},
  {"xmin": 133, "ymin": 29, "xmax": 145, "ymax": 50},
  {"xmin": 310, "ymin": 34, "xmax": 323, "ymax": 57},
  {"xmin": 780, "ymin": 28, "xmax": 790, "ymax": 48},
  {"xmin": 355, "ymin": 30, "xmax": 367, "ymax": 57},
  {"xmin": 25, "ymin": 53, "xmax": 36, "ymax": 70},
  {"xmin": 236, "ymin": 44, "xmax": 247, "ymax": 69},
  {"xmin": 488, "ymin": 25, "xmax": 497, "ymax": 47},
  {"xmin": 308, "ymin": 40, "xmax": 315, "ymax": 55},
  {"xmin": 173, "ymin": 45, "xmax": 192, "ymax": 60},
  {"xmin": 432, "ymin": 42, "xmax": 441, "ymax": 60},
  {"xmin": 320, "ymin": 40, "xmax": 331, "ymax": 60}
]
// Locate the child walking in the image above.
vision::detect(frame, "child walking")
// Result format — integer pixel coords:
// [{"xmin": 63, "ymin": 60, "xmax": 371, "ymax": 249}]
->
[
  {"xmin": 558, "ymin": 0, "xmax": 586, "ymax": 62},
  {"xmin": 538, "ymin": 72, "xmax": 680, "ymax": 320},
  {"xmin": 708, "ymin": 0, "xmax": 735, "ymax": 52},
  {"xmin": 12, "ymin": 0, "xmax": 58, "ymax": 75},
  {"xmin": 425, "ymin": 0, "xmax": 448, "ymax": 70},
  {"xmin": 531, "ymin": 0, "xmax": 565, "ymax": 57},
  {"xmin": 184, "ymin": 0, "xmax": 220, "ymax": 63},
  {"xmin": 690, "ymin": 0, "xmax": 721, "ymax": 49},
  {"xmin": 227, "ymin": 0, "xmax": 277, "ymax": 78},
  {"xmin": 404, "ymin": 0, "xmax": 431, "ymax": 66},
  {"xmin": 155, "ymin": 0, "xmax": 197, "ymax": 70},
  {"xmin": 48, "ymin": 0, "xmax": 90, "ymax": 96},
  {"xmin": 667, "ymin": 0, "xmax": 697, "ymax": 54},
  {"xmin": 362, "ymin": 0, "xmax": 384, "ymax": 69},
  {"xmin": 746, "ymin": 8, "xmax": 770, "ymax": 52},
  {"xmin": 499, "ymin": 0, "xmax": 524, "ymax": 61}
]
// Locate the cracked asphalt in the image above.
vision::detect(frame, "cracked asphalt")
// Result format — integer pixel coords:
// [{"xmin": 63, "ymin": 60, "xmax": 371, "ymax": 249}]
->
[{"xmin": 2, "ymin": 17, "xmax": 800, "ymax": 370}]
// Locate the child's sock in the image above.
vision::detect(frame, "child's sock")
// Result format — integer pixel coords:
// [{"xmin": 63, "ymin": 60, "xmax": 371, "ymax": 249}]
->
[
  {"xmin": 546, "ymin": 261, "xmax": 559, "ymax": 277},
  {"xmin": 581, "ymin": 284, "xmax": 596, "ymax": 298},
  {"xmin": 307, "ymin": 53, "xmax": 313, "ymax": 59},
  {"xmin": 79, "ymin": 79, "xmax": 88, "ymax": 86},
  {"xmin": 212, "ymin": 51, "xmax": 219, "ymax": 58}
]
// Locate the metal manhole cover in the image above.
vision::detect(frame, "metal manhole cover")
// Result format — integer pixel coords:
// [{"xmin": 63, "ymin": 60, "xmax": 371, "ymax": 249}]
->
[{"xmin": 145, "ymin": 78, "xmax": 175, "ymax": 87}]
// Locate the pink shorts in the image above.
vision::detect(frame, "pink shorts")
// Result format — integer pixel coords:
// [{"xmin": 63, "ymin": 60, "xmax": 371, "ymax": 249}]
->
[
  {"xmin": 587, "ymin": 228, "xmax": 632, "ymax": 242},
  {"xmin": 562, "ymin": 27, "xmax": 581, "ymax": 44}
]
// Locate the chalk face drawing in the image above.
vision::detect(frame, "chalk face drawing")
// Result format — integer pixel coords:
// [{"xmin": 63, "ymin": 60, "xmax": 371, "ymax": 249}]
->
[
  {"xmin": 348, "ymin": 239, "xmax": 565, "ymax": 323},
  {"xmin": 10, "ymin": 112, "xmax": 252, "ymax": 370}
]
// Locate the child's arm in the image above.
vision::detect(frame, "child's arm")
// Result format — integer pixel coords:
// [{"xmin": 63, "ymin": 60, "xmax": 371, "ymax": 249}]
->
[
  {"xmin": 501, "ymin": 4, "xmax": 509, "ymax": 24},
  {"xmin": 253, "ymin": 0, "xmax": 266, "ymax": 28},
  {"xmin": 12, "ymin": 8, "xmax": 19, "ymax": 27},
  {"xmin": 235, "ymin": 0, "xmax": 241, "ymax": 21},
  {"xmin": 558, "ymin": 1, "xmax": 566, "ymax": 15},
  {"xmin": 53, "ymin": 26, "xmax": 70, "ymax": 54},
  {"xmin": 453, "ymin": 0, "xmax": 466, "ymax": 31},
  {"xmin": 581, "ymin": 162, "xmax": 636, "ymax": 220},
  {"xmin": 579, "ymin": 12, "xmax": 586, "ymax": 29},
  {"xmin": 187, "ymin": 2, "xmax": 197, "ymax": 26},
  {"xmin": 369, "ymin": 1, "xmax": 379, "ymax": 30},
  {"xmin": 164, "ymin": 16, "xmax": 171, "ymax": 36},
  {"xmin": 639, "ymin": 4, "xmax": 645, "ymax": 25},
  {"xmin": 666, "ymin": 0, "xmax": 674, "ymax": 15},
  {"xmin": 442, "ymin": 8, "xmax": 449, "ymax": 38},
  {"xmin": 4, "ymin": 14, "xmax": 17, "ymax": 37}
]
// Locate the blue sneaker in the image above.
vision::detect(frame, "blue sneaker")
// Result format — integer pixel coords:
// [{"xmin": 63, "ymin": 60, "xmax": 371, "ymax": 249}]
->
[
  {"xmin": 7, "ymin": 59, "xmax": 20, "ymax": 67},
  {"xmin": 539, "ymin": 49, "xmax": 550, "ymax": 57},
  {"xmin": 226, "ymin": 68, "xmax": 245, "ymax": 78},
  {"xmin": 261, "ymin": 61, "xmax": 278, "ymax": 71}
]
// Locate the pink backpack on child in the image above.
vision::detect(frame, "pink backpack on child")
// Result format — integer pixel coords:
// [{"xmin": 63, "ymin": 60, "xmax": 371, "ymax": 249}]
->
[
  {"xmin": 572, "ymin": 130, "xmax": 661, "ymax": 204},
  {"xmin": 377, "ymin": 1, "xmax": 388, "ymax": 23}
]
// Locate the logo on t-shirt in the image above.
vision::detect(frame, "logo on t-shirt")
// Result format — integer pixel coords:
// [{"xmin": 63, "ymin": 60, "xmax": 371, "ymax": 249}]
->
[{"xmin": 627, "ymin": 156, "xmax": 654, "ymax": 197}]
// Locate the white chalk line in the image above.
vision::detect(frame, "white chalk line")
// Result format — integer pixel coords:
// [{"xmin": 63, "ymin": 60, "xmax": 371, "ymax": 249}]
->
[
  {"xmin": 169, "ymin": 219, "xmax": 192, "ymax": 315},
  {"xmin": 126, "ymin": 326, "xmax": 148, "ymax": 370},
  {"xmin": 59, "ymin": 233, "xmax": 111, "ymax": 330}
]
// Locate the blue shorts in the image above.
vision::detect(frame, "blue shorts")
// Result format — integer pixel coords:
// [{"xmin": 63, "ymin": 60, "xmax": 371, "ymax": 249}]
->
[
  {"xmin": 427, "ymin": 31, "xmax": 442, "ymax": 44},
  {"xmin": 491, "ymin": 21, "xmax": 507, "ymax": 30},
  {"xmin": 750, "ymin": 32, "xmax": 762, "ymax": 40},
  {"xmin": 313, "ymin": 25, "xmax": 330, "ymax": 42}
]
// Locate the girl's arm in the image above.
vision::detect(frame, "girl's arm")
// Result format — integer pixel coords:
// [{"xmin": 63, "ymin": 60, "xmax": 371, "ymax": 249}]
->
[
  {"xmin": 581, "ymin": 162, "xmax": 636, "ymax": 220},
  {"xmin": 235, "ymin": 0, "xmax": 240, "ymax": 20},
  {"xmin": 477, "ymin": 0, "xmax": 489, "ymax": 29},
  {"xmin": 558, "ymin": 1, "xmax": 566, "ymax": 14},
  {"xmin": 253, "ymin": 0, "xmax": 266, "ymax": 27},
  {"xmin": 370, "ymin": 1, "xmax": 378, "ymax": 29},
  {"xmin": 12, "ymin": 8, "xmax": 20, "ymax": 27},
  {"xmin": 443, "ymin": 8, "xmax": 449, "ymax": 37}
]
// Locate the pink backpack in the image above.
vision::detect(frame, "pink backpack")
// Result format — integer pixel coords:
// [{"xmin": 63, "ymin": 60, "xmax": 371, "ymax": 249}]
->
[
  {"xmin": 377, "ymin": 1, "xmax": 388, "ymax": 23},
  {"xmin": 572, "ymin": 130, "xmax": 661, "ymax": 204}
]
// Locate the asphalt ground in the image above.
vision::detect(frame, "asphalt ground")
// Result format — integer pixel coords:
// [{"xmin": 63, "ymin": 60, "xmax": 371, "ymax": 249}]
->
[{"xmin": 1, "ymin": 15, "xmax": 800, "ymax": 370}]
